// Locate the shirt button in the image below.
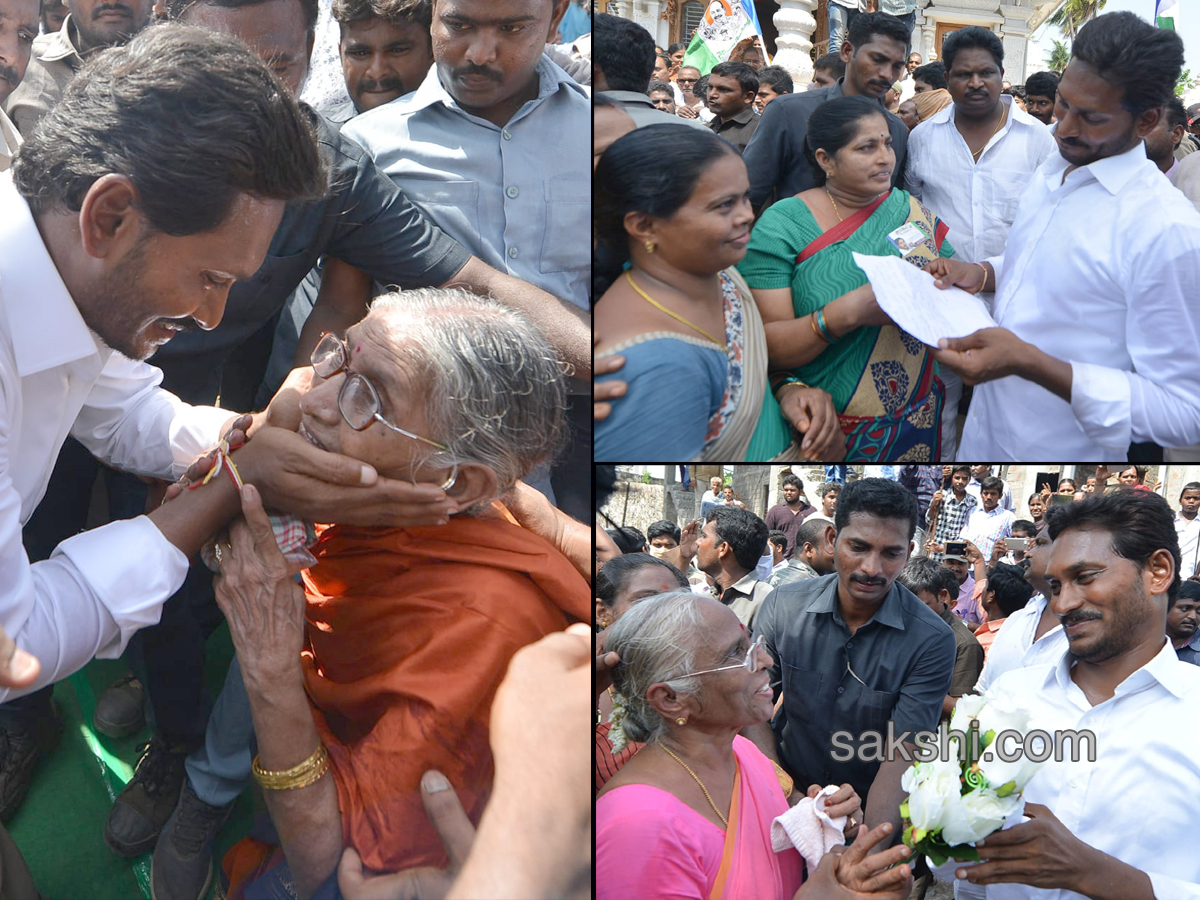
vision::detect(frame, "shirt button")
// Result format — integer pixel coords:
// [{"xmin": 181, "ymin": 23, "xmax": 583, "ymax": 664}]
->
[
  {"xmin": 837, "ymin": 686, "xmax": 845, "ymax": 694},
  {"xmin": 846, "ymin": 641, "xmax": 853, "ymax": 649},
  {"xmin": 506, "ymin": 186, "xmax": 519, "ymax": 198},
  {"xmin": 508, "ymin": 247, "xmax": 519, "ymax": 259},
  {"xmin": 502, "ymin": 129, "xmax": 512, "ymax": 140}
]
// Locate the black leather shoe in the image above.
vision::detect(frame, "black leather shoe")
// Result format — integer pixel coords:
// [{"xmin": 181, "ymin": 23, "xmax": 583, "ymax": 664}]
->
[
  {"xmin": 104, "ymin": 738, "xmax": 188, "ymax": 857},
  {"xmin": 0, "ymin": 706, "xmax": 63, "ymax": 821},
  {"xmin": 151, "ymin": 779, "xmax": 234, "ymax": 900},
  {"xmin": 93, "ymin": 674, "xmax": 147, "ymax": 739}
]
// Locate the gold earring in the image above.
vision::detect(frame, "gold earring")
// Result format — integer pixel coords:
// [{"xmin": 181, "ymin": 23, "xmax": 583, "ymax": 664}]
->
[
  {"xmin": 645, "ymin": 240, "xmax": 656, "ymax": 253},
  {"xmin": 676, "ymin": 717, "xmax": 687, "ymax": 725}
]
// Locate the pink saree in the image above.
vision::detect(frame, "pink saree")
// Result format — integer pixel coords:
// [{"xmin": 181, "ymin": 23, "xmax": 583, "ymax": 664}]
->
[{"xmin": 597, "ymin": 736, "xmax": 804, "ymax": 900}]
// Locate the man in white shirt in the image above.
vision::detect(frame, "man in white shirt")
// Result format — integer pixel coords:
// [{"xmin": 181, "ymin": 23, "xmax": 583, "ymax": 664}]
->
[
  {"xmin": 0, "ymin": 28, "xmax": 434, "ymax": 711},
  {"xmin": 904, "ymin": 27, "xmax": 1054, "ymax": 461},
  {"xmin": 898, "ymin": 51, "xmax": 920, "ymax": 102},
  {"xmin": 958, "ymin": 489, "xmax": 1200, "ymax": 899},
  {"xmin": 925, "ymin": 13, "xmax": 1200, "ymax": 459},
  {"xmin": 700, "ymin": 475, "xmax": 725, "ymax": 517},
  {"xmin": 1176, "ymin": 481, "xmax": 1200, "ymax": 580}
]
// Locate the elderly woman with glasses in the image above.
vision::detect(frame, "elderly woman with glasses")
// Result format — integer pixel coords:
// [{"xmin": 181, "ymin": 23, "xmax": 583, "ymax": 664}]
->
[
  {"xmin": 205, "ymin": 287, "xmax": 591, "ymax": 899},
  {"xmin": 597, "ymin": 591, "xmax": 914, "ymax": 900}
]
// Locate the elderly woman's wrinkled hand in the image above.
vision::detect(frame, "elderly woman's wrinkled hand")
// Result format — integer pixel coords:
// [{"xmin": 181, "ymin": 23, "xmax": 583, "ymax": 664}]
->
[{"xmin": 213, "ymin": 484, "xmax": 307, "ymax": 679}]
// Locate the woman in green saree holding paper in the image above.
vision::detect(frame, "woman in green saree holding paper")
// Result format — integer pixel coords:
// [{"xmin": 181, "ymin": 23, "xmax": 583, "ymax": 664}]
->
[{"xmin": 740, "ymin": 96, "xmax": 956, "ymax": 462}]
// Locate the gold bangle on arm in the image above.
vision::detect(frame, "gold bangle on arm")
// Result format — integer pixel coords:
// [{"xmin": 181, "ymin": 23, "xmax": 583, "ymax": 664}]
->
[
  {"xmin": 252, "ymin": 744, "xmax": 330, "ymax": 791},
  {"xmin": 972, "ymin": 262, "xmax": 989, "ymax": 295}
]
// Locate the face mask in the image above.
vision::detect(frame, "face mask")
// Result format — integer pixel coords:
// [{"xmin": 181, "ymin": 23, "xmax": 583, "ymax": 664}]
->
[{"xmin": 649, "ymin": 545, "xmax": 671, "ymax": 558}]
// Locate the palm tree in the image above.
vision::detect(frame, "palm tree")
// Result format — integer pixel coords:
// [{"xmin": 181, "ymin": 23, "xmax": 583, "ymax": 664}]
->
[
  {"xmin": 1046, "ymin": 40, "xmax": 1071, "ymax": 74},
  {"xmin": 1047, "ymin": 0, "xmax": 1106, "ymax": 41}
]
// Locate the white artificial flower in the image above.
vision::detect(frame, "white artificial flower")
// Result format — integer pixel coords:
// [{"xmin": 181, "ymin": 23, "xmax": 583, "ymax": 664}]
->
[
  {"xmin": 939, "ymin": 788, "xmax": 1024, "ymax": 846},
  {"xmin": 974, "ymin": 692, "xmax": 1036, "ymax": 748},
  {"xmin": 949, "ymin": 693, "xmax": 987, "ymax": 735},
  {"xmin": 903, "ymin": 749, "xmax": 963, "ymax": 834}
]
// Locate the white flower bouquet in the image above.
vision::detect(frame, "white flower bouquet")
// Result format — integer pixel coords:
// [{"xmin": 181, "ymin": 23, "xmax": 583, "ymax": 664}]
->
[{"xmin": 899, "ymin": 693, "xmax": 1047, "ymax": 867}]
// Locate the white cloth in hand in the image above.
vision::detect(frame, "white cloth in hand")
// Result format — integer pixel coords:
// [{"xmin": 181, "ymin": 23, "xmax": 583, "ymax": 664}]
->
[{"xmin": 770, "ymin": 784, "xmax": 847, "ymax": 873}]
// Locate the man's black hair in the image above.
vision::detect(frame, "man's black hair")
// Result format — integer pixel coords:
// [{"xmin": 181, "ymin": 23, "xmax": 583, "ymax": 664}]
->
[
  {"xmin": 912, "ymin": 61, "xmax": 947, "ymax": 91},
  {"xmin": 1011, "ymin": 519, "xmax": 1037, "ymax": 538},
  {"xmin": 986, "ymin": 562, "xmax": 1034, "ymax": 617},
  {"xmin": 767, "ymin": 530, "xmax": 788, "ymax": 552},
  {"xmin": 169, "ymin": 0, "xmax": 319, "ymax": 36},
  {"xmin": 1165, "ymin": 97, "xmax": 1188, "ymax": 132},
  {"xmin": 1180, "ymin": 482, "xmax": 1200, "ymax": 500},
  {"xmin": 1046, "ymin": 490, "xmax": 1182, "ymax": 608},
  {"xmin": 1024, "ymin": 70, "xmax": 1058, "ymax": 101},
  {"xmin": 797, "ymin": 516, "xmax": 832, "ymax": 551},
  {"xmin": 980, "ymin": 475, "xmax": 1005, "ymax": 495},
  {"xmin": 813, "ymin": 51, "xmax": 846, "ymax": 79},
  {"xmin": 847, "ymin": 12, "xmax": 911, "ymax": 52},
  {"xmin": 941, "ymin": 25, "xmax": 1004, "ymax": 73},
  {"xmin": 647, "ymin": 519, "xmax": 682, "ymax": 544},
  {"xmin": 833, "ymin": 477, "xmax": 919, "ymax": 542},
  {"xmin": 709, "ymin": 60, "xmax": 759, "ymax": 95},
  {"xmin": 596, "ymin": 553, "xmax": 688, "ymax": 608},
  {"xmin": 781, "ymin": 473, "xmax": 803, "ymax": 491},
  {"xmin": 898, "ymin": 556, "xmax": 959, "ymax": 604},
  {"xmin": 593, "ymin": 12, "xmax": 656, "ymax": 93},
  {"xmin": 757, "ymin": 64, "xmax": 793, "ymax": 95},
  {"xmin": 951, "ymin": 464, "xmax": 972, "ymax": 478},
  {"xmin": 705, "ymin": 506, "xmax": 770, "ymax": 571},
  {"xmin": 646, "ymin": 79, "xmax": 674, "ymax": 97},
  {"xmin": 817, "ymin": 481, "xmax": 840, "ymax": 499},
  {"xmin": 1071, "ymin": 11, "xmax": 1184, "ymax": 116},
  {"xmin": 606, "ymin": 526, "xmax": 648, "ymax": 555}
]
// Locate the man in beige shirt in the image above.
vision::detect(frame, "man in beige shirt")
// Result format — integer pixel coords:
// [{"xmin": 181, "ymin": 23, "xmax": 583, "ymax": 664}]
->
[{"xmin": 4, "ymin": 0, "xmax": 152, "ymax": 134}]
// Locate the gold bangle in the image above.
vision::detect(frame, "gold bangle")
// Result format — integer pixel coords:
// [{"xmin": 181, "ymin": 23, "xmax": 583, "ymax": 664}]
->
[
  {"xmin": 972, "ymin": 262, "xmax": 989, "ymax": 295},
  {"xmin": 252, "ymin": 744, "xmax": 330, "ymax": 791}
]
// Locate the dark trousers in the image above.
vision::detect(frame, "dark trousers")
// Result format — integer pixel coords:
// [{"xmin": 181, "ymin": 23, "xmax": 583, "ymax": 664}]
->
[{"xmin": 549, "ymin": 396, "xmax": 591, "ymax": 524}]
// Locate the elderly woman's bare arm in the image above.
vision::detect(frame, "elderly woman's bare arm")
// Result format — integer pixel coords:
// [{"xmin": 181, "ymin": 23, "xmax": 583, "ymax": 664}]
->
[{"xmin": 214, "ymin": 484, "xmax": 342, "ymax": 899}]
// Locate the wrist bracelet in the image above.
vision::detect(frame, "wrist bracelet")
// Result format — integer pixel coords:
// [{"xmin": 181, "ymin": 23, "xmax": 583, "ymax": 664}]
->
[
  {"xmin": 816, "ymin": 307, "xmax": 839, "ymax": 343},
  {"xmin": 252, "ymin": 744, "xmax": 330, "ymax": 791},
  {"xmin": 809, "ymin": 311, "xmax": 828, "ymax": 344},
  {"xmin": 187, "ymin": 439, "xmax": 245, "ymax": 493},
  {"xmin": 773, "ymin": 376, "xmax": 810, "ymax": 401},
  {"xmin": 971, "ymin": 262, "xmax": 989, "ymax": 295}
]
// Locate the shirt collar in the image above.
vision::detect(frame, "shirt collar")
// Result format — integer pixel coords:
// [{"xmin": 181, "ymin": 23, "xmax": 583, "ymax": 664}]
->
[
  {"xmin": 1043, "ymin": 139, "xmax": 1152, "ymax": 196},
  {"xmin": 812, "ymin": 577, "xmax": 907, "ymax": 630},
  {"xmin": 1047, "ymin": 637, "xmax": 1188, "ymax": 700},
  {"xmin": 723, "ymin": 105, "xmax": 756, "ymax": 126},
  {"xmin": 724, "ymin": 569, "xmax": 762, "ymax": 597},
  {"xmin": 39, "ymin": 14, "xmax": 84, "ymax": 65},
  {"xmin": 408, "ymin": 54, "xmax": 588, "ymax": 125},
  {"xmin": 0, "ymin": 174, "xmax": 102, "ymax": 376}
]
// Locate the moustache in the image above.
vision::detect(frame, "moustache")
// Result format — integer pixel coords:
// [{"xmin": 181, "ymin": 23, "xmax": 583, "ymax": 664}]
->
[
  {"xmin": 358, "ymin": 77, "xmax": 404, "ymax": 95},
  {"xmin": 156, "ymin": 317, "xmax": 202, "ymax": 334},
  {"xmin": 1060, "ymin": 611, "xmax": 1102, "ymax": 628},
  {"xmin": 93, "ymin": 2, "xmax": 132, "ymax": 17},
  {"xmin": 452, "ymin": 64, "xmax": 503, "ymax": 85},
  {"xmin": 850, "ymin": 575, "xmax": 885, "ymax": 586}
]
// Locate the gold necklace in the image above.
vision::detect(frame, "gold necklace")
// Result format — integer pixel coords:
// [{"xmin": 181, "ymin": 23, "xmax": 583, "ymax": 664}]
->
[
  {"xmin": 824, "ymin": 187, "xmax": 845, "ymax": 222},
  {"xmin": 971, "ymin": 105, "xmax": 1007, "ymax": 162},
  {"xmin": 625, "ymin": 271, "xmax": 726, "ymax": 350},
  {"xmin": 659, "ymin": 742, "xmax": 729, "ymax": 827}
]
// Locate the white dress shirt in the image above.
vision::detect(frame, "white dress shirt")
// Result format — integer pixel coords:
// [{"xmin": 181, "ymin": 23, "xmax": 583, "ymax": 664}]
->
[
  {"xmin": 1177, "ymin": 513, "xmax": 1200, "ymax": 581},
  {"xmin": 987, "ymin": 640, "xmax": 1200, "ymax": 900},
  {"xmin": 0, "ymin": 174, "xmax": 231, "ymax": 700},
  {"xmin": 975, "ymin": 592, "xmax": 1066, "ymax": 692},
  {"xmin": 905, "ymin": 96, "xmax": 1055, "ymax": 264},
  {"xmin": 0, "ymin": 108, "xmax": 19, "ymax": 174},
  {"xmin": 959, "ymin": 141, "xmax": 1200, "ymax": 459},
  {"xmin": 343, "ymin": 56, "xmax": 590, "ymax": 311}
]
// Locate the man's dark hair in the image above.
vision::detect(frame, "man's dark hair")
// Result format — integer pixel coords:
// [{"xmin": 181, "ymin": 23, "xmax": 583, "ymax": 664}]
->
[
  {"xmin": 667, "ymin": 41, "xmax": 686, "ymax": 56},
  {"xmin": 912, "ymin": 60, "xmax": 947, "ymax": 90},
  {"xmin": 694, "ymin": 74, "xmax": 710, "ymax": 99},
  {"xmin": 1024, "ymin": 70, "xmax": 1058, "ymax": 101},
  {"xmin": 898, "ymin": 556, "xmax": 959, "ymax": 603},
  {"xmin": 941, "ymin": 25, "xmax": 1003, "ymax": 73},
  {"xmin": 1011, "ymin": 519, "xmax": 1037, "ymax": 539},
  {"xmin": 1181, "ymin": 482, "xmax": 1200, "ymax": 500},
  {"xmin": 1071, "ymin": 11, "xmax": 1184, "ymax": 116},
  {"xmin": 986, "ymin": 562, "xmax": 1033, "ymax": 617},
  {"xmin": 646, "ymin": 79, "xmax": 674, "ymax": 97},
  {"xmin": 1166, "ymin": 97, "xmax": 1188, "ymax": 132},
  {"xmin": 1046, "ymin": 490, "xmax": 1182, "ymax": 608},
  {"xmin": 834, "ymin": 477, "xmax": 920, "ymax": 542},
  {"xmin": 331, "ymin": 0, "xmax": 429, "ymax": 29},
  {"xmin": 847, "ymin": 11, "xmax": 911, "ymax": 52},
  {"xmin": 606, "ymin": 526, "xmax": 647, "ymax": 554},
  {"xmin": 710, "ymin": 60, "xmax": 759, "ymax": 95},
  {"xmin": 168, "ymin": 0, "xmax": 319, "ymax": 36},
  {"xmin": 781, "ymin": 473, "xmax": 803, "ymax": 491},
  {"xmin": 757, "ymin": 64, "xmax": 793, "ymax": 95},
  {"xmin": 817, "ymin": 481, "xmax": 840, "ymax": 499},
  {"xmin": 594, "ymin": 12, "xmax": 656, "ymax": 93},
  {"xmin": 980, "ymin": 476, "xmax": 1005, "ymax": 495},
  {"xmin": 767, "ymin": 530, "xmax": 788, "ymax": 552},
  {"xmin": 1180, "ymin": 581, "xmax": 1200, "ymax": 602},
  {"xmin": 647, "ymin": 519, "xmax": 682, "ymax": 544},
  {"xmin": 805, "ymin": 95, "xmax": 890, "ymax": 186},
  {"xmin": 814, "ymin": 51, "xmax": 846, "ymax": 79},
  {"xmin": 12, "ymin": 24, "xmax": 325, "ymax": 236},
  {"xmin": 797, "ymin": 516, "xmax": 832, "ymax": 551},
  {"xmin": 705, "ymin": 506, "xmax": 770, "ymax": 570},
  {"xmin": 596, "ymin": 553, "xmax": 688, "ymax": 609}
]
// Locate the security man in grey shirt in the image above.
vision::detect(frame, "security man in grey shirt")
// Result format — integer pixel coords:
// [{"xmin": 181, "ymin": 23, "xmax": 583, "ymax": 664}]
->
[{"xmin": 744, "ymin": 478, "xmax": 956, "ymax": 845}]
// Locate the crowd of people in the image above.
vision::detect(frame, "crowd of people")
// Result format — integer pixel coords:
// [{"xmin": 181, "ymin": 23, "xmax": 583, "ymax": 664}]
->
[
  {"xmin": 593, "ymin": 7, "xmax": 1200, "ymax": 462},
  {"xmin": 596, "ymin": 466, "xmax": 1200, "ymax": 899},
  {"xmin": 0, "ymin": 0, "xmax": 593, "ymax": 896}
]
